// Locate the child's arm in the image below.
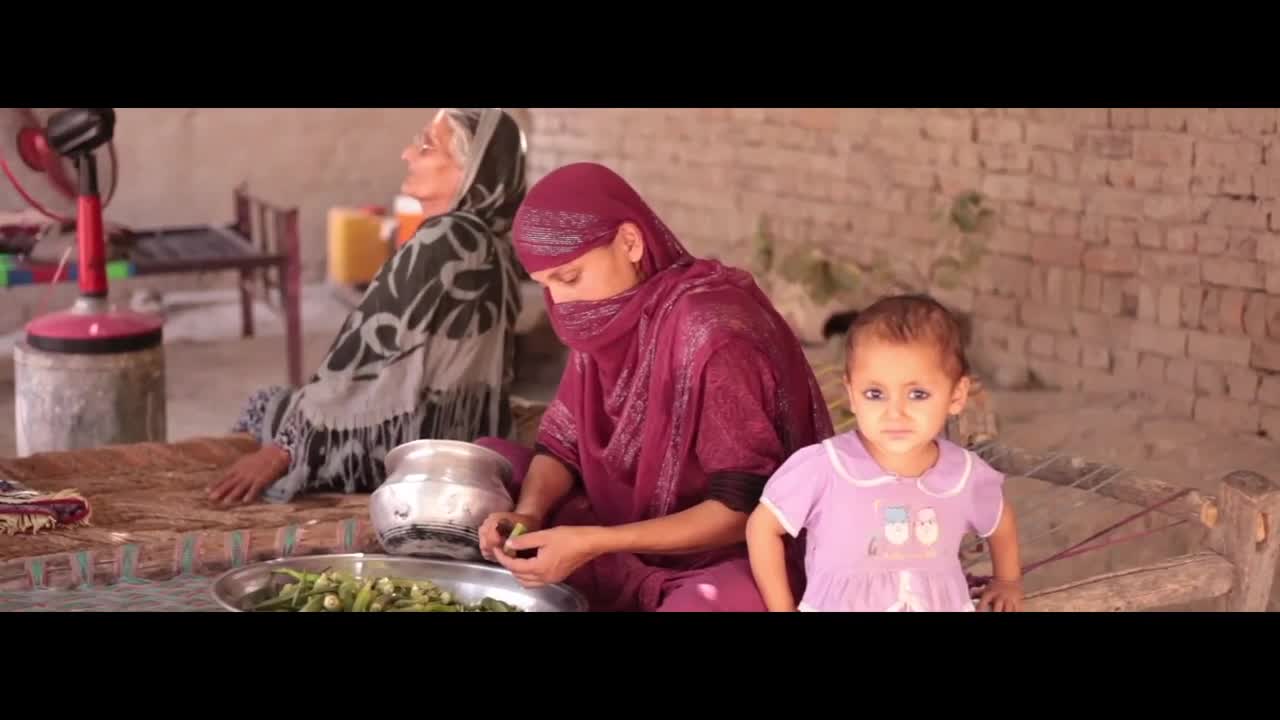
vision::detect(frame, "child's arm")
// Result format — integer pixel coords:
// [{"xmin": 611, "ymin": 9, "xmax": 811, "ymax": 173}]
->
[
  {"xmin": 977, "ymin": 497, "xmax": 1024, "ymax": 611},
  {"xmin": 746, "ymin": 504, "xmax": 796, "ymax": 612}
]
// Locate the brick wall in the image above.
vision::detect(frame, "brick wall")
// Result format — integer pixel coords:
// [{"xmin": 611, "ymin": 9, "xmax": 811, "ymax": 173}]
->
[{"xmin": 525, "ymin": 108, "xmax": 1280, "ymax": 438}]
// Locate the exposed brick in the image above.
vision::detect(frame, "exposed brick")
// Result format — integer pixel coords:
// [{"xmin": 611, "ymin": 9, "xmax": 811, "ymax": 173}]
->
[
  {"xmin": 1035, "ymin": 108, "xmax": 1110, "ymax": 127},
  {"xmin": 1082, "ymin": 344, "xmax": 1111, "ymax": 370},
  {"xmin": 892, "ymin": 163, "xmax": 938, "ymax": 190},
  {"xmin": 1138, "ymin": 224, "xmax": 1164, "ymax": 249},
  {"xmin": 923, "ymin": 115, "xmax": 973, "ymax": 142},
  {"xmin": 1195, "ymin": 363, "xmax": 1227, "ymax": 395},
  {"xmin": 1081, "ymin": 214, "xmax": 1107, "ymax": 244},
  {"xmin": 1206, "ymin": 197, "xmax": 1268, "ymax": 230},
  {"xmin": 1263, "ymin": 409, "xmax": 1280, "ymax": 440},
  {"xmin": 1196, "ymin": 139, "xmax": 1264, "ymax": 168},
  {"xmin": 1031, "ymin": 236, "xmax": 1084, "ymax": 267},
  {"xmin": 1108, "ymin": 160, "xmax": 1136, "ymax": 188},
  {"xmin": 1029, "ymin": 332, "xmax": 1056, "ymax": 358},
  {"xmin": 1193, "ymin": 396, "xmax": 1261, "ymax": 434},
  {"xmin": 1166, "ymin": 358, "xmax": 1196, "ymax": 389},
  {"xmin": 1026, "ymin": 123, "xmax": 1077, "ymax": 152},
  {"xmin": 1019, "ymin": 301, "xmax": 1074, "ymax": 333},
  {"xmin": 953, "ymin": 145, "xmax": 981, "ymax": 169},
  {"xmin": 1080, "ymin": 368, "xmax": 1136, "ymax": 394},
  {"xmin": 1186, "ymin": 109, "xmax": 1232, "ymax": 137},
  {"xmin": 1080, "ymin": 156, "xmax": 1109, "ymax": 185},
  {"xmin": 976, "ymin": 256, "xmax": 1032, "ymax": 297},
  {"xmin": 1191, "ymin": 171, "xmax": 1222, "ymax": 196},
  {"xmin": 1101, "ymin": 277, "xmax": 1139, "ymax": 317},
  {"xmin": 1188, "ymin": 330, "xmax": 1252, "ymax": 366},
  {"xmin": 1052, "ymin": 213, "xmax": 1081, "ymax": 238},
  {"xmin": 1165, "ymin": 227, "xmax": 1197, "ymax": 253},
  {"xmin": 1226, "ymin": 230, "xmax": 1260, "ymax": 259},
  {"xmin": 1256, "ymin": 234, "xmax": 1280, "ymax": 264},
  {"xmin": 1134, "ymin": 132, "xmax": 1194, "ymax": 166},
  {"xmin": 1270, "ymin": 267, "xmax": 1280, "ymax": 295},
  {"xmin": 1161, "ymin": 168, "xmax": 1192, "ymax": 192},
  {"xmin": 973, "ymin": 294, "xmax": 1019, "ymax": 322},
  {"xmin": 1140, "ymin": 252, "xmax": 1201, "ymax": 285},
  {"xmin": 1113, "ymin": 348, "xmax": 1141, "ymax": 376},
  {"xmin": 1087, "ymin": 131, "xmax": 1133, "ymax": 159},
  {"xmin": 988, "ymin": 228, "xmax": 1032, "ymax": 257},
  {"xmin": 1259, "ymin": 374, "xmax": 1280, "ymax": 406},
  {"xmin": 1221, "ymin": 170, "xmax": 1254, "ymax": 196},
  {"xmin": 791, "ymin": 109, "xmax": 840, "ymax": 130},
  {"xmin": 1083, "ymin": 246, "xmax": 1139, "ymax": 274},
  {"xmin": 1027, "ymin": 209, "xmax": 1054, "ymax": 234},
  {"xmin": 1110, "ymin": 109, "xmax": 1149, "ymax": 129},
  {"xmin": 1182, "ymin": 286, "xmax": 1205, "ymax": 328},
  {"xmin": 1158, "ymin": 285, "xmax": 1182, "ymax": 328},
  {"xmin": 1137, "ymin": 284, "xmax": 1158, "ymax": 322},
  {"xmin": 982, "ymin": 174, "xmax": 1030, "ymax": 202},
  {"xmin": 1081, "ymin": 273, "xmax": 1103, "ymax": 310},
  {"xmin": 1028, "ymin": 358, "xmax": 1082, "ymax": 390},
  {"xmin": 1225, "ymin": 108, "xmax": 1278, "ymax": 136},
  {"xmin": 1132, "ymin": 322, "xmax": 1188, "ymax": 357},
  {"xmin": 1134, "ymin": 165, "xmax": 1163, "ymax": 191},
  {"xmin": 976, "ymin": 117, "xmax": 1024, "ymax": 144},
  {"xmin": 1151, "ymin": 387, "xmax": 1197, "ymax": 418},
  {"xmin": 1202, "ymin": 257, "xmax": 1265, "ymax": 289},
  {"xmin": 1197, "ymin": 227, "xmax": 1229, "ymax": 255},
  {"xmin": 1200, "ymin": 289, "xmax": 1223, "ymax": 332},
  {"xmin": 1107, "ymin": 218, "xmax": 1139, "ymax": 247},
  {"xmin": 1055, "ymin": 337, "xmax": 1082, "ymax": 366},
  {"xmin": 1139, "ymin": 352, "xmax": 1167, "ymax": 380},
  {"xmin": 1087, "ymin": 188, "xmax": 1146, "ymax": 219},
  {"xmin": 1219, "ymin": 288, "xmax": 1248, "ymax": 335},
  {"xmin": 979, "ymin": 144, "xmax": 1031, "ymax": 172},
  {"xmin": 1244, "ymin": 292, "xmax": 1270, "ymax": 340},
  {"xmin": 1148, "ymin": 109, "xmax": 1192, "ymax": 132},
  {"xmin": 1226, "ymin": 367, "xmax": 1261, "ymax": 402},
  {"xmin": 1254, "ymin": 340, "xmax": 1280, "ymax": 372},
  {"xmin": 1032, "ymin": 180, "xmax": 1084, "ymax": 212}
]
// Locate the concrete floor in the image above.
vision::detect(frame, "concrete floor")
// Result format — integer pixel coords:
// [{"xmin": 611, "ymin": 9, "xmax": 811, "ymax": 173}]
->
[{"xmin": 1, "ymin": 286, "xmax": 1277, "ymax": 607}]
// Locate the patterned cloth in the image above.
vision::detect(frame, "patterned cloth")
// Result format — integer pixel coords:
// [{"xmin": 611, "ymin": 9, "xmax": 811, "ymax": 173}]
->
[
  {"xmin": 231, "ymin": 109, "xmax": 530, "ymax": 502},
  {"xmin": 0, "ymin": 476, "xmax": 92, "ymax": 535}
]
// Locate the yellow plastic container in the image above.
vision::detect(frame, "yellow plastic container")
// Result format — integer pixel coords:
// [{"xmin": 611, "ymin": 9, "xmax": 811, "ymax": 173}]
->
[{"xmin": 327, "ymin": 207, "xmax": 390, "ymax": 285}]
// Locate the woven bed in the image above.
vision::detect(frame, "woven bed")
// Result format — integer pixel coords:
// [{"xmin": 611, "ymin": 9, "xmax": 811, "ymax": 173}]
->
[{"xmin": 0, "ymin": 367, "xmax": 995, "ymax": 611}]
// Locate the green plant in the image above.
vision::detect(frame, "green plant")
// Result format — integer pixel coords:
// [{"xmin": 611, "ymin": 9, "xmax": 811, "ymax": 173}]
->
[{"xmin": 752, "ymin": 189, "xmax": 994, "ymax": 304}]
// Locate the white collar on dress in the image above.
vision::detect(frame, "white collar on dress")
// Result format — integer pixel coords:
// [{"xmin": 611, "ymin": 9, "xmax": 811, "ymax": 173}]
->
[{"xmin": 822, "ymin": 432, "xmax": 971, "ymax": 498}]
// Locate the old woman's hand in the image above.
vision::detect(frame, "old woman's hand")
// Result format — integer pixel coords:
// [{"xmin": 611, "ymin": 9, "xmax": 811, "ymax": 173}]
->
[
  {"xmin": 492, "ymin": 525, "xmax": 606, "ymax": 588},
  {"xmin": 208, "ymin": 444, "xmax": 291, "ymax": 506}
]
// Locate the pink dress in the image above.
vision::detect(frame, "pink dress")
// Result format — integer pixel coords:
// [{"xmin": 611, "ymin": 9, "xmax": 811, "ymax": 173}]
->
[{"xmin": 760, "ymin": 431, "xmax": 1005, "ymax": 612}]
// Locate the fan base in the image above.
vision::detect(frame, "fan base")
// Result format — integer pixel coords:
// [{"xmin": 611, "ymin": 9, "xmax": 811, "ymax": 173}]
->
[{"xmin": 26, "ymin": 298, "xmax": 163, "ymax": 355}]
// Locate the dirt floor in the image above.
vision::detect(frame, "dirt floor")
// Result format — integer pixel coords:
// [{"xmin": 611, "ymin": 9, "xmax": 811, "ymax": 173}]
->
[{"xmin": 1, "ymin": 284, "xmax": 1277, "ymax": 608}]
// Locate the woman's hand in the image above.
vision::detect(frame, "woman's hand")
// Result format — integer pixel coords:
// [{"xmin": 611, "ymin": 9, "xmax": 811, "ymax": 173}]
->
[
  {"xmin": 478, "ymin": 512, "xmax": 543, "ymax": 561},
  {"xmin": 491, "ymin": 525, "xmax": 605, "ymax": 588},
  {"xmin": 207, "ymin": 444, "xmax": 291, "ymax": 506},
  {"xmin": 976, "ymin": 578, "xmax": 1024, "ymax": 612}
]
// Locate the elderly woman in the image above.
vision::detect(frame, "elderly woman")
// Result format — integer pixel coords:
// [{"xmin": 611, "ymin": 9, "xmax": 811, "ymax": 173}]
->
[
  {"xmin": 209, "ymin": 108, "xmax": 528, "ymax": 505},
  {"xmin": 476, "ymin": 162, "xmax": 833, "ymax": 612}
]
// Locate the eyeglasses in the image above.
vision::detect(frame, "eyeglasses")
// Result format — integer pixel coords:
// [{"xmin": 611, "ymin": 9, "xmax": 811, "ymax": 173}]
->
[{"xmin": 410, "ymin": 130, "xmax": 439, "ymax": 154}]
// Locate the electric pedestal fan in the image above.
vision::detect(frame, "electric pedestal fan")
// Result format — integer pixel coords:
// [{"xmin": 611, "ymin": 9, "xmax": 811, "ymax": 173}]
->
[
  {"xmin": 0, "ymin": 108, "xmax": 162, "ymax": 352},
  {"xmin": 2, "ymin": 108, "xmax": 167, "ymax": 456}
]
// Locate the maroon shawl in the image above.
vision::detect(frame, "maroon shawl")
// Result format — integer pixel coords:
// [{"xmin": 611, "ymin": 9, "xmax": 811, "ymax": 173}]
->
[{"xmin": 513, "ymin": 163, "xmax": 832, "ymax": 560}]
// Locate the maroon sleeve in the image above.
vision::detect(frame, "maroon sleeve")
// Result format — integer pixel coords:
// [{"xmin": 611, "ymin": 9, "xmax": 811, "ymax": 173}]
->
[
  {"xmin": 694, "ymin": 341, "xmax": 789, "ymax": 513},
  {"xmin": 534, "ymin": 356, "xmax": 583, "ymax": 477}
]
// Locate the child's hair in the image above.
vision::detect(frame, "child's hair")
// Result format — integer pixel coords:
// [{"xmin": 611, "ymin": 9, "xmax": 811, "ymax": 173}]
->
[{"xmin": 844, "ymin": 294, "xmax": 969, "ymax": 382}]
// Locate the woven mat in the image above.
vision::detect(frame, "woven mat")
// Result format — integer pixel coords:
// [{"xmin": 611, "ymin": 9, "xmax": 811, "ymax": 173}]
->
[{"xmin": 0, "ymin": 574, "xmax": 221, "ymax": 612}]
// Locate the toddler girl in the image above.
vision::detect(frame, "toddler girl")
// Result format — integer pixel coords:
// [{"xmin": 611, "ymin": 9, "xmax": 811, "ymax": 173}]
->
[{"xmin": 746, "ymin": 294, "xmax": 1023, "ymax": 612}]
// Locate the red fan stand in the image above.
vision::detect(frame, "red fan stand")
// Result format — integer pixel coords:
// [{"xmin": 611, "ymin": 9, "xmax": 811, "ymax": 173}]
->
[{"xmin": 16, "ymin": 109, "xmax": 163, "ymax": 353}]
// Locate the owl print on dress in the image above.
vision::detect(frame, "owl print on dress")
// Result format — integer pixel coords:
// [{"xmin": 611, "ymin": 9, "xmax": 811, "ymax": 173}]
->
[
  {"xmin": 883, "ymin": 506, "xmax": 911, "ymax": 546},
  {"xmin": 915, "ymin": 507, "xmax": 939, "ymax": 547}
]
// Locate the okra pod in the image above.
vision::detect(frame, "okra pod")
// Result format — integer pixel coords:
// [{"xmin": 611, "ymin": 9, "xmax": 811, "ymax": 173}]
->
[
  {"xmin": 323, "ymin": 593, "xmax": 343, "ymax": 612},
  {"xmin": 299, "ymin": 596, "xmax": 325, "ymax": 612},
  {"xmin": 352, "ymin": 580, "xmax": 375, "ymax": 612}
]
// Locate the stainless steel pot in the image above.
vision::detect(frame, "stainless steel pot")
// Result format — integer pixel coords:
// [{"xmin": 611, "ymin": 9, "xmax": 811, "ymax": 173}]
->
[{"xmin": 369, "ymin": 439, "xmax": 514, "ymax": 561}]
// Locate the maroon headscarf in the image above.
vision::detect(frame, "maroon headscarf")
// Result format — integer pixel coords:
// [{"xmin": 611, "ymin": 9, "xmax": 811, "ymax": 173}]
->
[{"xmin": 513, "ymin": 163, "xmax": 833, "ymax": 543}]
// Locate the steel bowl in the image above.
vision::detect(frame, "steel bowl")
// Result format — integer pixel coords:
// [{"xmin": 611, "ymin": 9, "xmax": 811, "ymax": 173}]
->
[
  {"xmin": 369, "ymin": 439, "xmax": 514, "ymax": 561},
  {"xmin": 210, "ymin": 553, "xmax": 588, "ymax": 612}
]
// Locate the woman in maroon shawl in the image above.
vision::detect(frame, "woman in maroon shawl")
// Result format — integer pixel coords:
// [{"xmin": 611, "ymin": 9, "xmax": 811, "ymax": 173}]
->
[{"xmin": 476, "ymin": 162, "xmax": 833, "ymax": 611}]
